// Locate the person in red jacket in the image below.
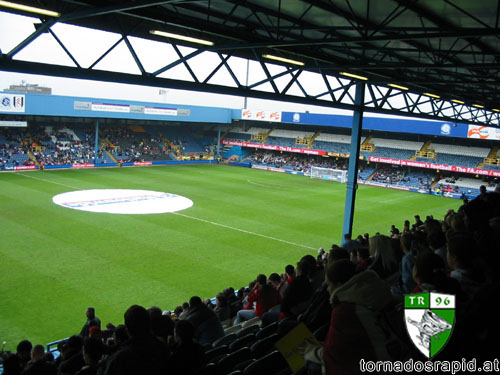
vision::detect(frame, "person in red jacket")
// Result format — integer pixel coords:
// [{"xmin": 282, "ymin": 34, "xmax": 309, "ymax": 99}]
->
[
  {"xmin": 303, "ymin": 260, "xmax": 404, "ymax": 374},
  {"xmin": 235, "ymin": 274, "xmax": 280, "ymax": 324}
]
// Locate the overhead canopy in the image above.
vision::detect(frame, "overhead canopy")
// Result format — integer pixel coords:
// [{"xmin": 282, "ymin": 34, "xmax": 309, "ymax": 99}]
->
[{"xmin": 0, "ymin": 0, "xmax": 499, "ymax": 126}]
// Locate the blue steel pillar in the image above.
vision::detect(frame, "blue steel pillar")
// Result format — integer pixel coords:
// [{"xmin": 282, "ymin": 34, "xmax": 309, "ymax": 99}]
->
[
  {"xmin": 94, "ymin": 120, "xmax": 99, "ymax": 165},
  {"xmin": 216, "ymin": 125, "xmax": 221, "ymax": 159},
  {"xmin": 342, "ymin": 82, "xmax": 365, "ymax": 241}
]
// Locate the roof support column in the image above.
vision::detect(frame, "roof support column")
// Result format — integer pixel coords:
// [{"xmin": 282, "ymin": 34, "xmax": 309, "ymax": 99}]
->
[
  {"xmin": 216, "ymin": 124, "xmax": 221, "ymax": 159},
  {"xmin": 342, "ymin": 82, "xmax": 365, "ymax": 241},
  {"xmin": 94, "ymin": 120, "xmax": 99, "ymax": 165}
]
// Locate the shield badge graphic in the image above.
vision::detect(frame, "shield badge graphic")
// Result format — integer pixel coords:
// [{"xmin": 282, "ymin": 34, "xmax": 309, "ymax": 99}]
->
[{"xmin": 404, "ymin": 292, "xmax": 455, "ymax": 359}]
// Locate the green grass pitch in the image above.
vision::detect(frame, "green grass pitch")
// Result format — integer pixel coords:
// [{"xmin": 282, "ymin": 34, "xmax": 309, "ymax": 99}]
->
[{"xmin": 0, "ymin": 164, "xmax": 459, "ymax": 350}]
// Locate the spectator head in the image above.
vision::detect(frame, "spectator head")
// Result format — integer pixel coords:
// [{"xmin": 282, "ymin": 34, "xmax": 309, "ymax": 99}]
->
[
  {"xmin": 112, "ymin": 324, "xmax": 129, "ymax": 345},
  {"xmin": 182, "ymin": 302, "xmax": 190, "ymax": 310},
  {"xmin": 256, "ymin": 274, "xmax": 267, "ymax": 286},
  {"xmin": 412, "ymin": 251, "xmax": 448, "ymax": 290},
  {"xmin": 480, "ymin": 185, "xmax": 487, "ymax": 194},
  {"xmin": 83, "ymin": 337, "xmax": 104, "ymax": 366},
  {"xmin": 86, "ymin": 307, "xmax": 96, "ymax": 320},
  {"xmin": 148, "ymin": 306, "xmax": 163, "ymax": 320},
  {"xmin": 400, "ymin": 232, "xmax": 412, "ymax": 254},
  {"xmin": 449, "ymin": 213, "xmax": 466, "ymax": 232},
  {"xmin": 2, "ymin": 353, "xmax": 22, "ymax": 374},
  {"xmin": 16, "ymin": 339, "xmax": 32, "ymax": 362},
  {"xmin": 173, "ymin": 306, "xmax": 183, "ymax": 317},
  {"xmin": 427, "ymin": 227, "xmax": 446, "ymax": 251},
  {"xmin": 325, "ymin": 259, "xmax": 356, "ymax": 295},
  {"xmin": 64, "ymin": 335, "xmax": 83, "ymax": 353},
  {"xmin": 285, "ymin": 265, "xmax": 294, "ymax": 277},
  {"xmin": 446, "ymin": 231, "xmax": 477, "ymax": 271},
  {"xmin": 174, "ymin": 320, "xmax": 195, "ymax": 344},
  {"xmin": 327, "ymin": 246, "xmax": 350, "ymax": 264},
  {"xmin": 300, "ymin": 254, "xmax": 317, "ymax": 270},
  {"xmin": 357, "ymin": 247, "xmax": 370, "ymax": 261},
  {"xmin": 343, "ymin": 233, "xmax": 352, "ymax": 240},
  {"xmin": 189, "ymin": 296, "xmax": 203, "ymax": 309},
  {"xmin": 296, "ymin": 258, "xmax": 314, "ymax": 278},
  {"xmin": 268, "ymin": 273, "xmax": 281, "ymax": 288},
  {"xmin": 216, "ymin": 293, "xmax": 227, "ymax": 308},
  {"xmin": 124, "ymin": 305, "xmax": 151, "ymax": 338},
  {"xmin": 31, "ymin": 345, "xmax": 45, "ymax": 362}
]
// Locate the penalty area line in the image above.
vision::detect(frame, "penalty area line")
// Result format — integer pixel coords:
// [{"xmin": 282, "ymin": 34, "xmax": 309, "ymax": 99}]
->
[{"xmin": 172, "ymin": 212, "xmax": 316, "ymax": 250}]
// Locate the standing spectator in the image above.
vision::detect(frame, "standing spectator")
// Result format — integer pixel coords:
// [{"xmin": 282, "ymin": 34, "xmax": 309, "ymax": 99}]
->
[{"xmin": 80, "ymin": 308, "xmax": 101, "ymax": 338}]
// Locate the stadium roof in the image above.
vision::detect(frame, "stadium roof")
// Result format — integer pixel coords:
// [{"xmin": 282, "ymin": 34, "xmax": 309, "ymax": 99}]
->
[{"xmin": 1, "ymin": 0, "xmax": 500, "ymax": 126}]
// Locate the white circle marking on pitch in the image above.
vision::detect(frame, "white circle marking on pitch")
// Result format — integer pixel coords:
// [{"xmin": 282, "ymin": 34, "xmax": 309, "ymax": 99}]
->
[{"xmin": 52, "ymin": 189, "xmax": 193, "ymax": 214}]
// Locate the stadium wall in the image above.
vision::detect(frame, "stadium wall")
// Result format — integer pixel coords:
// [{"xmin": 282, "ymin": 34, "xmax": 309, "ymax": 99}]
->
[{"xmin": 0, "ymin": 92, "xmax": 232, "ymax": 123}]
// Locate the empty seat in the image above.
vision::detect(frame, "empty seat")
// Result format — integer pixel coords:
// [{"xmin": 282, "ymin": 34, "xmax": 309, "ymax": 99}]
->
[
  {"xmin": 256, "ymin": 322, "xmax": 278, "ymax": 340},
  {"xmin": 243, "ymin": 350, "xmax": 290, "ymax": 375},
  {"xmin": 250, "ymin": 333, "xmax": 280, "ymax": 359},
  {"xmin": 205, "ymin": 345, "xmax": 229, "ymax": 363},
  {"xmin": 237, "ymin": 324, "xmax": 260, "ymax": 338},
  {"xmin": 241, "ymin": 316, "xmax": 261, "ymax": 328},
  {"xmin": 216, "ymin": 347, "xmax": 252, "ymax": 375},
  {"xmin": 224, "ymin": 324, "xmax": 243, "ymax": 335},
  {"xmin": 228, "ymin": 333, "xmax": 257, "ymax": 352},
  {"xmin": 213, "ymin": 333, "xmax": 238, "ymax": 348}
]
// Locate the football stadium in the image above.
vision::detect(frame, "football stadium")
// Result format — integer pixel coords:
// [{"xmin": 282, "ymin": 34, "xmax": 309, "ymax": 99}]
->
[{"xmin": 1, "ymin": 1, "xmax": 500, "ymax": 374}]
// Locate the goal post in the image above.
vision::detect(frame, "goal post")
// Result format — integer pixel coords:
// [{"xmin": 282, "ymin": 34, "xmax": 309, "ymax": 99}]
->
[{"xmin": 310, "ymin": 166, "xmax": 348, "ymax": 183}]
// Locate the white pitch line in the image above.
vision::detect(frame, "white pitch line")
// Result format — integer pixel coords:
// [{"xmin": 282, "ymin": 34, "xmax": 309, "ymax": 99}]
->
[
  {"xmin": 16, "ymin": 172, "xmax": 80, "ymax": 190},
  {"xmin": 172, "ymin": 212, "xmax": 316, "ymax": 250},
  {"xmin": 246, "ymin": 179, "xmax": 291, "ymax": 190}
]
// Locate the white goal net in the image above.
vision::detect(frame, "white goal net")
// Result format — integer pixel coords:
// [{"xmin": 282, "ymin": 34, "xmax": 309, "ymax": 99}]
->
[{"xmin": 310, "ymin": 166, "xmax": 348, "ymax": 183}]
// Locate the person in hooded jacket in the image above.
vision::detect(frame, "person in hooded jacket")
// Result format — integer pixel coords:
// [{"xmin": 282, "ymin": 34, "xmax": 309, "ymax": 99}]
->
[{"xmin": 303, "ymin": 260, "xmax": 406, "ymax": 374}]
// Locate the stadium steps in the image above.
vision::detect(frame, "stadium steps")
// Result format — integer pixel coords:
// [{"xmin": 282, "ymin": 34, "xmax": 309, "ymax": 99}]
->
[
  {"xmin": 106, "ymin": 150, "xmax": 118, "ymax": 163},
  {"xmin": 409, "ymin": 140, "xmax": 433, "ymax": 160},
  {"xmin": 421, "ymin": 140, "xmax": 432, "ymax": 152},
  {"xmin": 261, "ymin": 128, "xmax": 275, "ymax": 144},
  {"xmin": 479, "ymin": 146, "xmax": 499, "ymax": 168},
  {"xmin": 28, "ymin": 150, "xmax": 40, "ymax": 168},
  {"xmin": 365, "ymin": 170, "xmax": 377, "ymax": 181},
  {"xmin": 307, "ymin": 130, "xmax": 321, "ymax": 149},
  {"xmin": 360, "ymin": 135, "xmax": 374, "ymax": 152}
]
